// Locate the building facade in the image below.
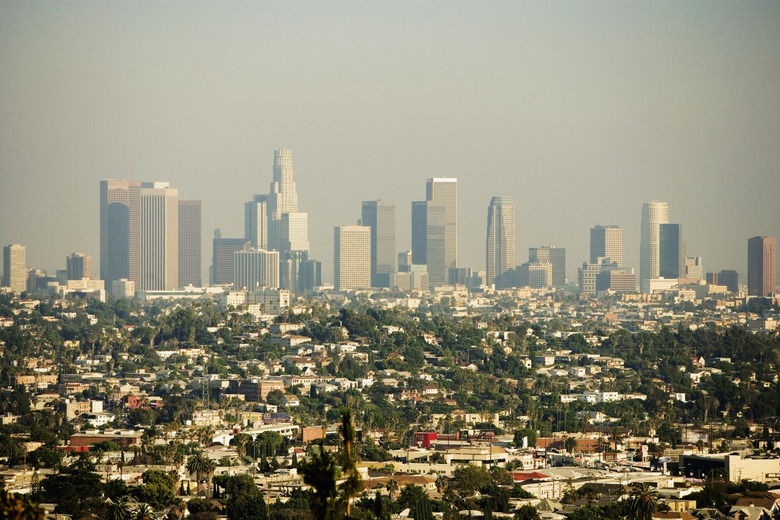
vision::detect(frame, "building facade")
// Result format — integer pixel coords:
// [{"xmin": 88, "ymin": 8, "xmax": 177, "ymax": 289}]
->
[
  {"xmin": 334, "ymin": 225, "xmax": 371, "ymax": 290},
  {"xmin": 66, "ymin": 251, "xmax": 92, "ymax": 280},
  {"xmin": 211, "ymin": 232, "xmax": 251, "ymax": 285},
  {"xmin": 244, "ymin": 194, "xmax": 268, "ymax": 250},
  {"xmin": 178, "ymin": 200, "xmax": 201, "ymax": 287},
  {"xmin": 100, "ymin": 180, "xmax": 141, "ymax": 288},
  {"xmin": 139, "ymin": 182, "xmax": 178, "ymax": 291},
  {"xmin": 529, "ymin": 246, "xmax": 565, "ymax": 287},
  {"xmin": 2, "ymin": 244, "xmax": 26, "ymax": 293},
  {"xmin": 640, "ymin": 201, "xmax": 669, "ymax": 293},
  {"xmin": 234, "ymin": 249, "xmax": 280, "ymax": 290},
  {"xmin": 748, "ymin": 236, "xmax": 777, "ymax": 297},
  {"xmin": 361, "ymin": 200, "xmax": 396, "ymax": 288},
  {"xmin": 659, "ymin": 223, "xmax": 683, "ymax": 279},
  {"xmin": 426, "ymin": 178, "xmax": 457, "ymax": 281},
  {"xmin": 486, "ymin": 196, "xmax": 516, "ymax": 286},
  {"xmin": 590, "ymin": 225, "xmax": 623, "ymax": 267}
]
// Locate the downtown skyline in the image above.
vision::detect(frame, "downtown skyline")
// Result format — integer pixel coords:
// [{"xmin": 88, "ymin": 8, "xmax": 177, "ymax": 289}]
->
[{"xmin": 1, "ymin": 2, "xmax": 779, "ymax": 284}]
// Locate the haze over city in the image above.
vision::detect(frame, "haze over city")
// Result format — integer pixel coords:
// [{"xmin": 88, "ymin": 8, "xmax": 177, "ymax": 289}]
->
[{"xmin": 1, "ymin": 2, "xmax": 779, "ymax": 284}]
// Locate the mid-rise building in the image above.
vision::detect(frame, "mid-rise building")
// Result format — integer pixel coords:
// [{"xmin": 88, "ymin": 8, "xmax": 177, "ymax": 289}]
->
[
  {"xmin": 66, "ymin": 252, "xmax": 92, "ymax": 280},
  {"xmin": 659, "ymin": 223, "xmax": 683, "ymax": 279},
  {"xmin": 234, "ymin": 249, "xmax": 280, "ymax": 290},
  {"xmin": 518, "ymin": 261, "xmax": 552, "ymax": 289},
  {"xmin": 640, "ymin": 201, "xmax": 669, "ymax": 293},
  {"xmin": 748, "ymin": 236, "xmax": 777, "ymax": 297},
  {"xmin": 707, "ymin": 270, "xmax": 739, "ymax": 293},
  {"xmin": 590, "ymin": 225, "xmax": 623, "ymax": 267},
  {"xmin": 100, "ymin": 180, "xmax": 141, "ymax": 288},
  {"xmin": 334, "ymin": 225, "xmax": 371, "ymax": 291},
  {"xmin": 529, "ymin": 246, "xmax": 565, "ymax": 287},
  {"xmin": 685, "ymin": 257, "xmax": 704, "ymax": 281},
  {"xmin": 486, "ymin": 196, "xmax": 516, "ymax": 286},
  {"xmin": 140, "ymin": 182, "xmax": 178, "ymax": 291},
  {"xmin": 2, "ymin": 244, "xmax": 26, "ymax": 293},
  {"xmin": 361, "ymin": 200, "xmax": 396, "ymax": 288},
  {"xmin": 178, "ymin": 200, "xmax": 201, "ymax": 287}
]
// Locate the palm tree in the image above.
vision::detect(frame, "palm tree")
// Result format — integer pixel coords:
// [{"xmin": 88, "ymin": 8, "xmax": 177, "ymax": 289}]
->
[
  {"xmin": 386, "ymin": 478, "xmax": 399, "ymax": 502},
  {"xmin": 337, "ymin": 408, "xmax": 363, "ymax": 519},
  {"xmin": 104, "ymin": 497, "xmax": 133, "ymax": 520},
  {"xmin": 134, "ymin": 504, "xmax": 156, "ymax": 520},
  {"xmin": 186, "ymin": 451, "xmax": 216, "ymax": 498},
  {"xmin": 627, "ymin": 482, "xmax": 658, "ymax": 520}
]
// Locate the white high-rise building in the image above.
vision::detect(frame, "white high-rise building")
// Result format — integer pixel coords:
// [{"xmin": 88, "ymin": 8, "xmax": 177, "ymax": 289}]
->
[
  {"xmin": 334, "ymin": 225, "xmax": 371, "ymax": 291},
  {"xmin": 2, "ymin": 244, "xmax": 26, "ymax": 293},
  {"xmin": 234, "ymin": 249, "xmax": 280, "ymax": 290},
  {"xmin": 486, "ymin": 196, "xmax": 516, "ymax": 286},
  {"xmin": 245, "ymin": 195, "xmax": 268, "ymax": 250},
  {"xmin": 280, "ymin": 212, "xmax": 310, "ymax": 254},
  {"xmin": 426, "ymin": 178, "xmax": 457, "ymax": 281},
  {"xmin": 267, "ymin": 148, "xmax": 304, "ymax": 252},
  {"xmin": 140, "ymin": 182, "xmax": 178, "ymax": 291},
  {"xmin": 640, "ymin": 201, "xmax": 669, "ymax": 293}
]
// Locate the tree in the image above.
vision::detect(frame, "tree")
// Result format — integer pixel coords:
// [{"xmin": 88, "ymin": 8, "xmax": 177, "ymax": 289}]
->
[
  {"xmin": 186, "ymin": 452, "xmax": 216, "ymax": 498},
  {"xmin": 627, "ymin": 483, "xmax": 658, "ymax": 520},
  {"xmin": 222, "ymin": 474, "xmax": 267, "ymax": 520},
  {"xmin": 514, "ymin": 505, "xmax": 540, "ymax": 520},
  {"xmin": 134, "ymin": 504, "xmax": 157, "ymax": 520},
  {"xmin": 298, "ymin": 441, "xmax": 339, "ymax": 520},
  {"xmin": 132, "ymin": 470, "xmax": 176, "ymax": 510},
  {"xmin": 104, "ymin": 497, "xmax": 133, "ymax": 520},
  {"xmin": 386, "ymin": 478, "xmax": 399, "ymax": 502},
  {"xmin": 564, "ymin": 437, "xmax": 578, "ymax": 454},
  {"xmin": 0, "ymin": 490, "xmax": 45, "ymax": 520},
  {"xmin": 337, "ymin": 408, "xmax": 363, "ymax": 519}
]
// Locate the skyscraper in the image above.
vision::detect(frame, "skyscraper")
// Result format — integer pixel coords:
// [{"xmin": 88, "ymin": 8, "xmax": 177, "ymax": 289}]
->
[
  {"xmin": 640, "ymin": 201, "xmax": 669, "ymax": 293},
  {"xmin": 234, "ymin": 248, "xmax": 280, "ymax": 290},
  {"xmin": 334, "ymin": 225, "xmax": 371, "ymax": 290},
  {"xmin": 529, "ymin": 246, "xmax": 566, "ymax": 287},
  {"xmin": 178, "ymin": 200, "xmax": 202, "ymax": 287},
  {"xmin": 279, "ymin": 213, "xmax": 310, "ymax": 254},
  {"xmin": 590, "ymin": 225, "xmax": 623, "ymax": 267},
  {"xmin": 100, "ymin": 180, "xmax": 141, "ymax": 287},
  {"xmin": 2, "ymin": 244, "xmax": 26, "ymax": 293},
  {"xmin": 748, "ymin": 236, "xmax": 777, "ymax": 297},
  {"xmin": 486, "ymin": 196, "xmax": 516, "ymax": 286},
  {"xmin": 426, "ymin": 178, "xmax": 457, "ymax": 279},
  {"xmin": 66, "ymin": 252, "xmax": 92, "ymax": 280},
  {"xmin": 362, "ymin": 200, "xmax": 396, "ymax": 288},
  {"xmin": 140, "ymin": 182, "xmax": 178, "ymax": 291},
  {"xmin": 659, "ymin": 223, "xmax": 683, "ymax": 279},
  {"xmin": 211, "ymin": 231, "xmax": 251, "ymax": 285},
  {"xmin": 267, "ymin": 148, "xmax": 301, "ymax": 251},
  {"xmin": 423, "ymin": 202, "xmax": 447, "ymax": 288},
  {"xmin": 244, "ymin": 194, "xmax": 268, "ymax": 250},
  {"xmin": 411, "ymin": 201, "xmax": 428, "ymax": 266}
]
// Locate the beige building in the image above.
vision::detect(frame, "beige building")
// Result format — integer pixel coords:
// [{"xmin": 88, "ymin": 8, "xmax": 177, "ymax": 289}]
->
[{"xmin": 334, "ymin": 225, "xmax": 371, "ymax": 290}]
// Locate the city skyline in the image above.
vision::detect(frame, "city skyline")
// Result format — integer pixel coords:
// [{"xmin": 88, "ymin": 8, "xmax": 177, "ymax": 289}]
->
[{"xmin": 1, "ymin": 2, "xmax": 779, "ymax": 284}]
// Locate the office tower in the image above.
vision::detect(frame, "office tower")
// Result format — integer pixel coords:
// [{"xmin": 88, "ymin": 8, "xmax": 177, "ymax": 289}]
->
[
  {"xmin": 685, "ymin": 257, "xmax": 704, "ymax": 280},
  {"xmin": 178, "ymin": 200, "xmax": 202, "ymax": 287},
  {"xmin": 100, "ymin": 180, "xmax": 141, "ymax": 287},
  {"xmin": 596, "ymin": 270, "xmax": 637, "ymax": 293},
  {"xmin": 426, "ymin": 178, "xmax": 457, "ymax": 278},
  {"xmin": 486, "ymin": 196, "xmax": 516, "ymax": 286},
  {"xmin": 716, "ymin": 269, "xmax": 739, "ymax": 293},
  {"xmin": 280, "ymin": 250, "xmax": 307, "ymax": 292},
  {"xmin": 211, "ymin": 231, "xmax": 251, "ymax": 285},
  {"xmin": 2, "ymin": 244, "xmax": 26, "ymax": 293},
  {"xmin": 590, "ymin": 225, "xmax": 623, "ymax": 267},
  {"xmin": 244, "ymin": 195, "xmax": 268, "ymax": 250},
  {"xmin": 66, "ymin": 252, "xmax": 92, "ymax": 280},
  {"xmin": 334, "ymin": 225, "xmax": 371, "ymax": 290},
  {"xmin": 411, "ymin": 200, "xmax": 447, "ymax": 288},
  {"xmin": 640, "ymin": 201, "xmax": 669, "ymax": 293},
  {"xmin": 267, "ymin": 148, "xmax": 301, "ymax": 251},
  {"xmin": 139, "ymin": 182, "xmax": 178, "ymax": 291},
  {"xmin": 748, "ymin": 236, "xmax": 777, "ymax": 297},
  {"xmin": 279, "ymin": 213, "xmax": 310, "ymax": 254},
  {"xmin": 362, "ymin": 200, "xmax": 396, "ymax": 288},
  {"xmin": 529, "ymin": 246, "xmax": 566, "ymax": 287},
  {"xmin": 398, "ymin": 250, "xmax": 413, "ymax": 271},
  {"xmin": 234, "ymin": 249, "xmax": 280, "ymax": 290},
  {"xmin": 659, "ymin": 223, "xmax": 683, "ymax": 279},
  {"xmin": 411, "ymin": 202, "xmax": 428, "ymax": 265},
  {"xmin": 299, "ymin": 258, "xmax": 322, "ymax": 292}
]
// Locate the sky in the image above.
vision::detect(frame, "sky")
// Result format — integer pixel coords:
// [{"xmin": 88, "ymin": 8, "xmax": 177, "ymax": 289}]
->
[{"xmin": 1, "ymin": 1, "xmax": 779, "ymax": 285}]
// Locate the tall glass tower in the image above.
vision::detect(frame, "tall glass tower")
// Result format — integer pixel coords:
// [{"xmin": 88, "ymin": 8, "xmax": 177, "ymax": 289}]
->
[{"xmin": 486, "ymin": 196, "xmax": 516, "ymax": 286}]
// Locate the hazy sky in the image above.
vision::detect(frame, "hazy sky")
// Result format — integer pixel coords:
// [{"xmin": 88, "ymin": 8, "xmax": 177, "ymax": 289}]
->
[{"xmin": 1, "ymin": 1, "xmax": 778, "ymax": 285}]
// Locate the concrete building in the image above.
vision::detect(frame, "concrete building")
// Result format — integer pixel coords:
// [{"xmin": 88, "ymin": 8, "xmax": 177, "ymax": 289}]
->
[
  {"xmin": 518, "ymin": 261, "xmax": 552, "ymax": 289},
  {"xmin": 411, "ymin": 200, "xmax": 447, "ymax": 289},
  {"xmin": 267, "ymin": 148, "xmax": 300, "ymax": 252},
  {"xmin": 685, "ymin": 257, "xmax": 704, "ymax": 281},
  {"xmin": 140, "ymin": 182, "xmax": 178, "ymax": 290},
  {"xmin": 707, "ymin": 269, "xmax": 739, "ymax": 293},
  {"xmin": 426, "ymin": 178, "xmax": 457, "ymax": 282},
  {"xmin": 334, "ymin": 225, "xmax": 371, "ymax": 290},
  {"xmin": 211, "ymin": 232, "xmax": 251, "ymax": 285},
  {"xmin": 361, "ymin": 200, "xmax": 396, "ymax": 288},
  {"xmin": 590, "ymin": 225, "xmax": 623, "ymax": 267},
  {"xmin": 640, "ymin": 201, "xmax": 669, "ymax": 293},
  {"xmin": 66, "ymin": 252, "xmax": 92, "ymax": 280},
  {"xmin": 234, "ymin": 248, "xmax": 280, "ymax": 290},
  {"xmin": 178, "ymin": 200, "xmax": 201, "ymax": 287},
  {"xmin": 2, "ymin": 244, "xmax": 26, "ymax": 293},
  {"xmin": 748, "ymin": 236, "xmax": 776, "ymax": 297},
  {"xmin": 486, "ymin": 196, "xmax": 516, "ymax": 286},
  {"xmin": 100, "ymin": 180, "xmax": 141, "ymax": 288},
  {"xmin": 529, "ymin": 246, "xmax": 565, "ymax": 287},
  {"xmin": 279, "ymin": 212, "xmax": 310, "ymax": 255}
]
